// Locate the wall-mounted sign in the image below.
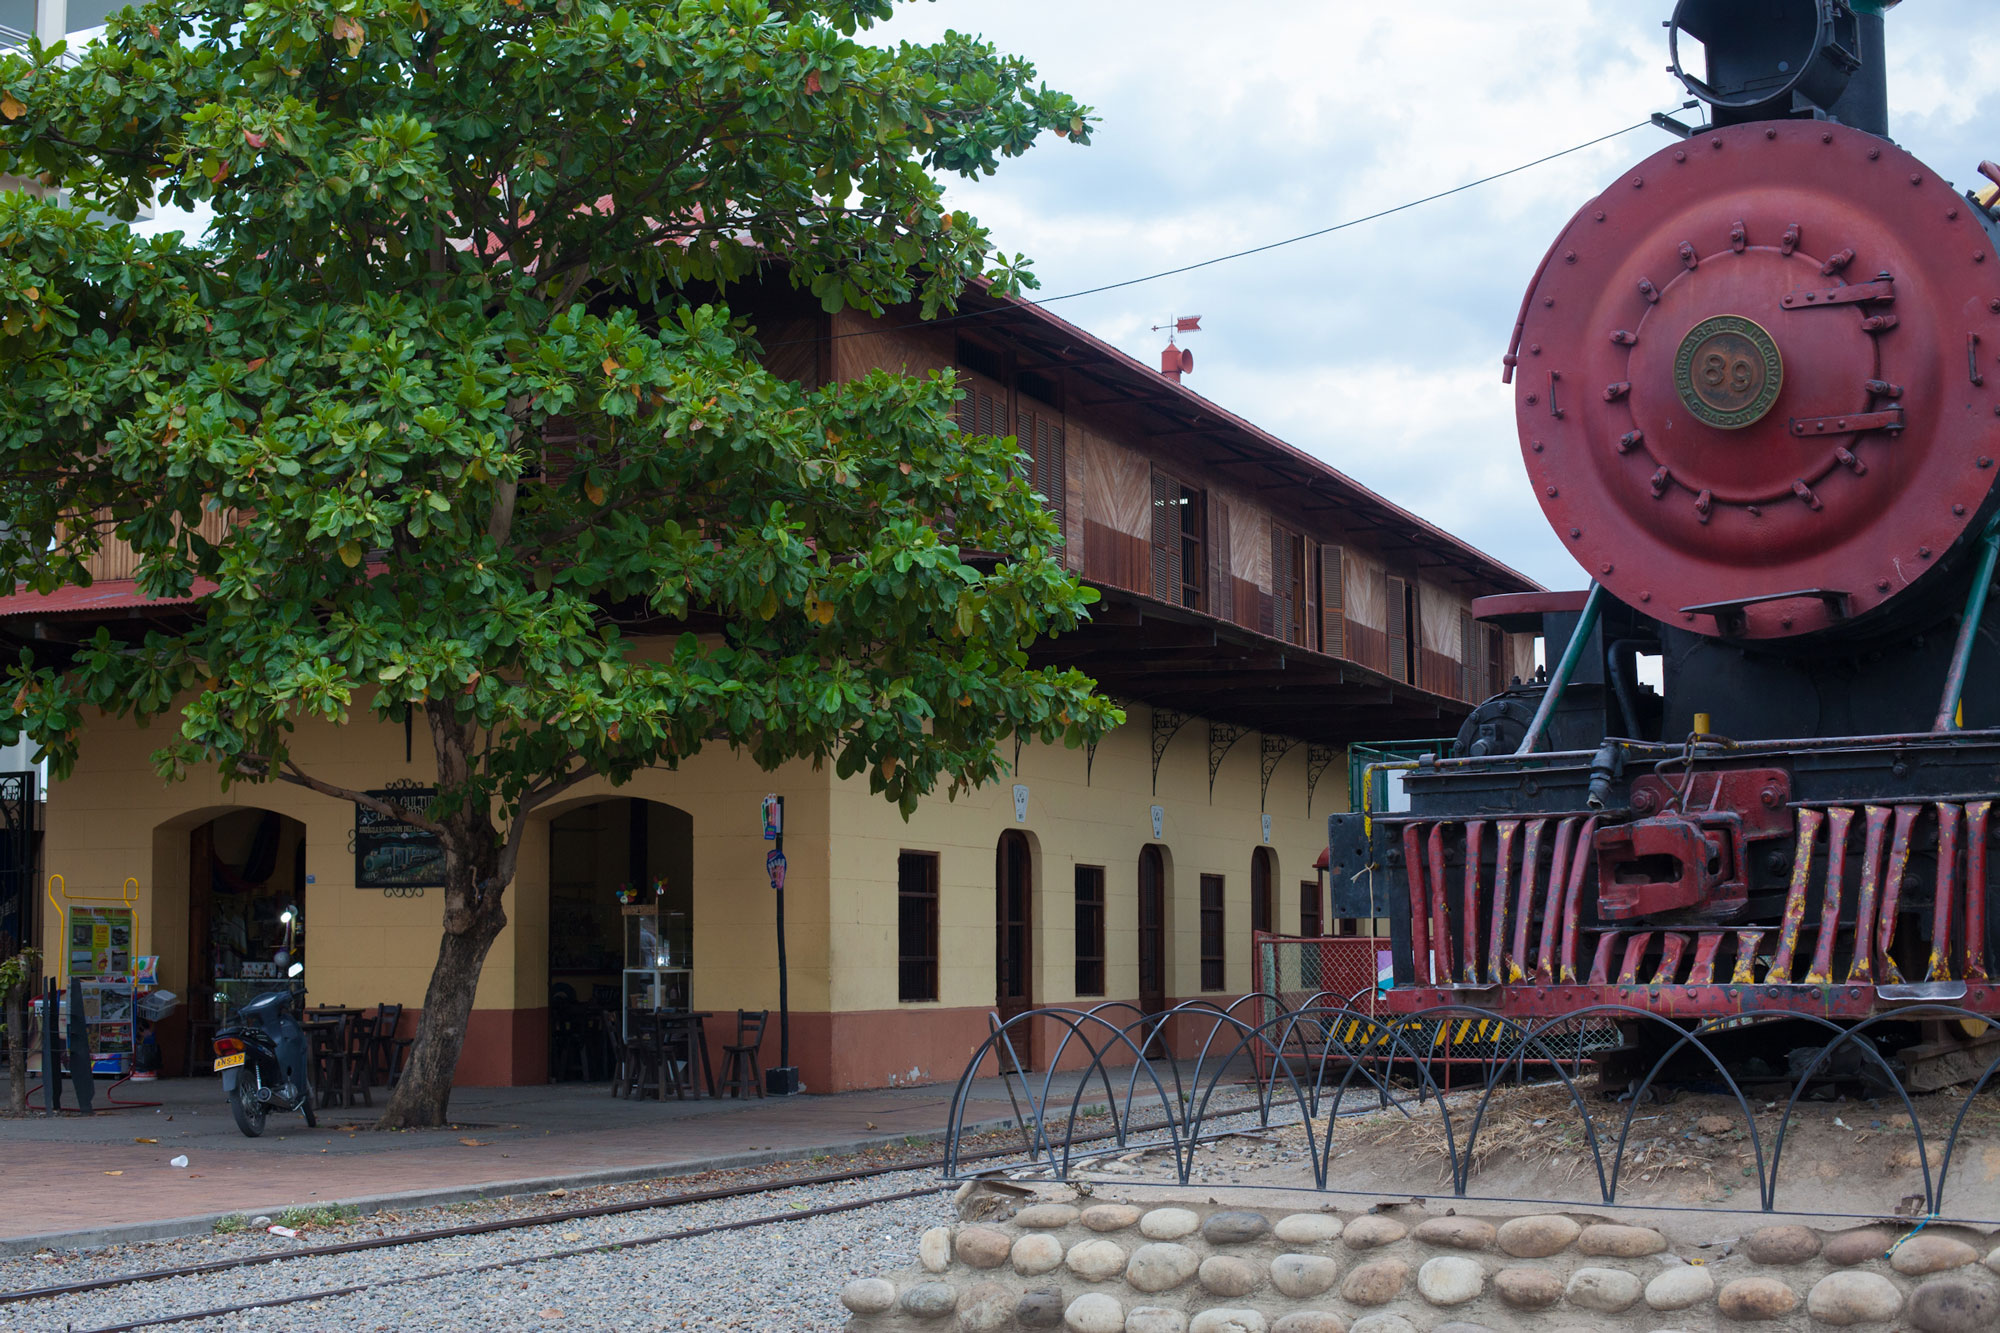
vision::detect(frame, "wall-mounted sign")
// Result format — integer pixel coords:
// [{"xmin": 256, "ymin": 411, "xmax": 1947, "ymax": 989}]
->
[
  {"xmin": 762, "ymin": 793, "xmax": 783, "ymax": 840},
  {"xmin": 354, "ymin": 783, "xmax": 446, "ymax": 888},
  {"xmin": 1261, "ymin": 814, "xmax": 1272, "ymax": 844},
  {"xmin": 1150, "ymin": 805, "xmax": 1165, "ymax": 839},
  {"xmin": 1013, "ymin": 785, "xmax": 1030, "ymax": 822}
]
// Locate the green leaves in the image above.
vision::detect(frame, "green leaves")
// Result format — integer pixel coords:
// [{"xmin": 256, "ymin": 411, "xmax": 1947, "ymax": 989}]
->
[{"xmin": 0, "ymin": 0, "xmax": 1116, "ymax": 858}]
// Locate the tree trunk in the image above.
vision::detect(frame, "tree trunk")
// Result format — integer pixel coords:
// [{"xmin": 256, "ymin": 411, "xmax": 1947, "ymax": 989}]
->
[
  {"xmin": 5, "ymin": 981, "xmax": 25, "ymax": 1115},
  {"xmin": 376, "ymin": 897, "xmax": 506, "ymax": 1127}
]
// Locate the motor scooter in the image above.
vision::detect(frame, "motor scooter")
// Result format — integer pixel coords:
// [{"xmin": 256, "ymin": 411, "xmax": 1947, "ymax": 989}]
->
[{"xmin": 212, "ymin": 987, "xmax": 317, "ymax": 1136}]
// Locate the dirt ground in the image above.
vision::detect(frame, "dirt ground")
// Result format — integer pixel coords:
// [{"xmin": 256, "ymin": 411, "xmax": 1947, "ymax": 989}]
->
[{"xmin": 1081, "ymin": 1077, "xmax": 2000, "ymax": 1230}]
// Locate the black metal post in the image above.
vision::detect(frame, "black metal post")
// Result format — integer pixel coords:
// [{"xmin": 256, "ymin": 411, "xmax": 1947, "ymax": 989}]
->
[
  {"xmin": 66, "ymin": 975, "xmax": 92, "ymax": 1112},
  {"xmin": 766, "ymin": 796, "xmax": 799, "ymax": 1095},
  {"xmin": 41, "ymin": 977, "xmax": 59, "ymax": 1112}
]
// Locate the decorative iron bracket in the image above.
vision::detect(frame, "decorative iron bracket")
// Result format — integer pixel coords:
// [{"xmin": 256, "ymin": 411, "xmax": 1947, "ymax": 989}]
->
[
  {"xmin": 1085, "ymin": 736, "xmax": 1099, "ymax": 787},
  {"xmin": 1259, "ymin": 735, "xmax": 1299, "ymax": 812},
  {"xmin": 1151, "ymin": 708, "xmax": 1191, "ymax": 796},
  {"xmin": 1305, "ymin": 742, "xmax": 1339, "ymax": 816},
  {"xmin": 1208, "ymin": 721, "xmax": 1251, "ymax": 802}
]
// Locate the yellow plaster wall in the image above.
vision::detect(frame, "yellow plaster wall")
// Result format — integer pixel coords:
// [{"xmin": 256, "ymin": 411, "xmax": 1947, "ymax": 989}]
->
[{"xmin": 825, "ymin": 704, "xmax": 1348, "ymax": 1016}]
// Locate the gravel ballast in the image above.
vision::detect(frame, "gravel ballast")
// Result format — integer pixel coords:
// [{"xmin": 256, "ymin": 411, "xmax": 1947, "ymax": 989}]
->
[{"xmin": 9, "ymin": 1168, "xmax": 953, "ymax": 1332}]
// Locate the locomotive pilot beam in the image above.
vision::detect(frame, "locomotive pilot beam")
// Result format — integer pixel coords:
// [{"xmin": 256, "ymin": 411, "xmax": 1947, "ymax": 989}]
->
[{"xmin": 1340, "ymin": 0, "xmax": 2000, "ymax": 1059}]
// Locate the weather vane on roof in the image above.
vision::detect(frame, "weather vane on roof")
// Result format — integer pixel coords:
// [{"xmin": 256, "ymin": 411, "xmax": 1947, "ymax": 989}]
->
[{"xmin": 1152, "ymin": 315, "xmax": 1201, "ymax": 384}]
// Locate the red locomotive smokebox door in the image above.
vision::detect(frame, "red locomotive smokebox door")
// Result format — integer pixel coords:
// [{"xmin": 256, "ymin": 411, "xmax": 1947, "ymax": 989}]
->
[{"xmin": 1517, "ymin": 122, "xmax": 2000, "ymax": 640}]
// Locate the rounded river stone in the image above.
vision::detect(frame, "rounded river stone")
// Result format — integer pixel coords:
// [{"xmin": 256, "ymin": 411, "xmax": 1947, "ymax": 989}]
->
[
  {"xmin": 1413, "ymin": 1216, "xmax": 1496, "ymax": 1251},
  {"xmin": 1893, "ymin": 1236, "xmax": 1981, "ymax": 1276},
  {"xmin": 1743, "ymin": 1224, "xmax": 1820, "ymax": 1265},
  {"xmin": 956, "ymin": 1225, "xmax": 1013, "ymax": 1270},
  {"xmin": 920, "ymin": 1225, "xmax": 953, "ymax": 1273},
  {"xmin": 1063, "ymin": 1291, "xmax": 1126, "ymax": 1333},
  {"xmin": 1127, "ymin": 1308, "xmax": 1188, "ymax": 1333},
  {"xmin": 1340, "ymin": 1257, "xmax": 1410, "ymax": 1305},
  {"xmin": 1341, "ymin": 1215, "xmax": 1408, "ymax": 1249},
  {"xmin": 1272, "ymin": 1315, "xmax": 1348, "ymax": 1333},
  {"xmin": 1203, "ymin": 1210, "xmax": 1272, "ymax": 1245},
  {"xmin": 1416, "ymin": 1255, "xmax": 1485, "ymax": 1306},
  {"xmin": 839, "ymin": 1278, "xmax": 896, "ymax": 1314},
  {"xmin": 1432, "ymin": 1325, "xmax": 1498, "ymax": 1333},
  {"xmin": 1125, "ymin": 1243, "xmax": 1200, "ymax": 1294},
  {"xmin": 1270, "ymin": 1252, "xmax": 1342, "ymax": 1299},
  {"xmin": 958, "ymin": 1281, "xmax": 1015, "ymax": 1332},
  {"xmin": 1083, "ymin": 1204, "xmax": 1143, "ymax": 1233},
  {"xmin": 1189, "ymin": 1311, "xmax": 1269, "ymax": 1333},
  {"xmin": 1015, "ymin": 1232, "xmax": 1066, "ymax": 1276},
  {"xmin": 1493, "ymin": 1265, "xmax": 1562, "ymax": 1309},
  {"xmin": 1274, "ymin": 1213, "xmax": 1344, "ymax": 1245},
  {"xmin": 1645, "ymin": 1263, "xmax": 1715, "ymax": 1311},
  {"xmin": 1566, "ymin": 1266, "xmax": 1643, "ymax": 1313},
  {"xmin": 1139, "ymin": 1207, "xmax": 1200, "ymax": 1240},
  {"xmin": 1577, "ymin": 1223, "xmax": 1668, "ymax": 1258},
  {"xmin": 1806, "ymin": 1270, "xmax": 1904, "ymax": 1326},
  {"xmin": 1496, "ymin": 1214, "xmax": 1580, "ymax": 1258},
  {"xmin": 1067, "ymin": 1238, "xmax": 1130, "ymax": 1282},
  {"xmin": 1346, "ymin": 1317, "xmax": 1419, "ymax": 1333},
  {"xmin": 1717, "ymin": 1275, "xmax": 1800, "ymax": 1321},
  {"xmin": 901, "ymin": 1281, "xmax": 960, "ymax": 1319},
  {"xmin": 1907, "ymin": 1275, "xmax": 2000, "ymax": 1333},
  {"xmin": 1017, "ymin": 1288, "xmax": 1066, "ymax": 1329},
  {"xmin": 1823, "ymin": 1227, "xmax": 1893, "ymax": 1266},
  {"xmin": 1018, "ymin": 1204, "xmax": 1084, "ymax": 1230},
  {"xmin": 1198, "ymin": 1255, "xmax": 1261, "ymax": 1298}
]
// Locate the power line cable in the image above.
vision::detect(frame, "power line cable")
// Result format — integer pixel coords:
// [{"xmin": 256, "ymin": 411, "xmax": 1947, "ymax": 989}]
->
[{"xmin": 778, "ymin": 117, "xmax": 1659, "ymax": 346}]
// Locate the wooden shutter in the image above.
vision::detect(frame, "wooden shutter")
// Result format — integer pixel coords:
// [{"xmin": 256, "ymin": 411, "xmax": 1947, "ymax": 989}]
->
[
  {"xmin": 1486, "ymin": 623, "xmax": 1505, "ymax": 696},
  {"xmin": 1318, "ymin": 544, "xmax": 1345, "ymax": 658},
  {"xmin": 1211, "ymin": 502, "xmax": 1233, "ymax": 622},
  {"xmin": 1150, "ymin": 469, "xmax": 1178, "ymax": 604},
  {"xmin": 1459, "ymin": 609, "xmax": 1475, "ymax": 701},
  {"xmin": 1386, "ymin": 574, "xmax": 1408, "ymax": 683},
  {"xmin": 1018, "ymin": 409, "xmax": 1067, "ymax": 543},
  {"xmin": 1270, "ymin": 527, "xmax": 1300, "ymax": 645}
]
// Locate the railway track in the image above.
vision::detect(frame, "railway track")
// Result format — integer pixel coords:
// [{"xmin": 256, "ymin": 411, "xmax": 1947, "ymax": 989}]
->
[{"xmin": 8, "ymin": 1093, "xmax": 1288, "ymax": 1333}]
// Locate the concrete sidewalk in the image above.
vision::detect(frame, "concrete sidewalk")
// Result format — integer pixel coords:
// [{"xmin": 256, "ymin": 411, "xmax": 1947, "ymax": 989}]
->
[{"xmin": 0, "ymin": 1071, "xmax": 1064, "ymax": 1254}]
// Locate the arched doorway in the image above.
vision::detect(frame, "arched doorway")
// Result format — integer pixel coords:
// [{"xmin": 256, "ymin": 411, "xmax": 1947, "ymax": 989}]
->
[
  {"xmin": 1137, "ymin": 844, "xmax": 1167, "ymax": 1026},
  {"xmin": 1250, "ymin": 847, "xmax": 1275, "ymax": 936},
  {"xmin": 995, "ymin": 832, "xmax": 1034, "ymax": 1045},
  {"xmin": 546, "ymin": 798, "xmax": 692, "ymax": 1081},
  {"xmin": 172, "ymin": 808, "xmax": 308, "ymax": 1073}
]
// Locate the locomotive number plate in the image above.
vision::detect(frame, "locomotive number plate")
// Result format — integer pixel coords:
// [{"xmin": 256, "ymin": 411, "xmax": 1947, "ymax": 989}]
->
[{"xmin": 1676, "ymin": 314, "xmax": 1784, "ymax": 429}]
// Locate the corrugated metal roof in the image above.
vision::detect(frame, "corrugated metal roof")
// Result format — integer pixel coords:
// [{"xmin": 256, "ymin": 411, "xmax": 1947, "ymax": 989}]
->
[{"xmin": 0, "ymin": 578, "xmax": 214, "ymax": 617}]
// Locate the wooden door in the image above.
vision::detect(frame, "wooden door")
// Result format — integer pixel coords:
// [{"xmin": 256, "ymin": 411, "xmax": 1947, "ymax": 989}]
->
[
  {"xmin": 995, "ymin": 832, "xmax": 1034, "ymax": 1068},
  {"xmin": 1137, "ymin": 844, "xmax": 1167, "ymax": 1054}
]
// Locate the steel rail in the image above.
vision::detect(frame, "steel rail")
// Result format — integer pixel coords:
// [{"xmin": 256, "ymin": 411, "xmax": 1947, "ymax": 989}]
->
[
  {"xmin": 3, "ymin": 1096, "xmax": 1273, "ymax": 1310},
  {"xmin": 56, "ymin": 1184, "xmax": 951, "ymax": 1333}
]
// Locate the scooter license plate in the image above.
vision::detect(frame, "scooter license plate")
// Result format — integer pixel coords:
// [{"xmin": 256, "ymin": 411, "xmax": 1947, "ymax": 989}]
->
[{"xmin": 213, "ymin": 1053, "xmax": 245, "ymax": 1071}]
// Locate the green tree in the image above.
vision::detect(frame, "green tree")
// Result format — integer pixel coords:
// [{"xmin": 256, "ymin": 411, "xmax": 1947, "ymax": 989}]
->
[{"xmin": 0, "ymin": 0, "xmax": 1118, "ymax": 1126}]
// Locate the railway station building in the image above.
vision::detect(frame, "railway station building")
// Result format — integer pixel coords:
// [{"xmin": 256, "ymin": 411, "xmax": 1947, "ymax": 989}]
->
[{"xmin": 3, "ymin": 278, "xmax": 1538, "ymax": 1092}]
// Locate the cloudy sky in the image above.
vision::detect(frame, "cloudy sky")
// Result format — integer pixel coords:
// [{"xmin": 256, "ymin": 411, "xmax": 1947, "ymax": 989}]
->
[{"xmin": 868, "ymin": 0, "xmax": 2000, "ymax": 588}]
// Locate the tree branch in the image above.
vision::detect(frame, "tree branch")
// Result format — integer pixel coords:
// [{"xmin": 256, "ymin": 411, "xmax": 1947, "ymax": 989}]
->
[{"xmin": 276, "ymin": 759, "xmax": 448, "ymax": 835}]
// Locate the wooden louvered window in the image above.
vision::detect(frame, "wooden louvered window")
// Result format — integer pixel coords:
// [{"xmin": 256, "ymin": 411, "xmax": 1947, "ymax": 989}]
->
[
  {"xmin": 1016, "ymin": 406, "xmax": 1067, "ymax": 543},
  {"xmin": 1487, "ymin": 624, "xmax": 1507, "ymax": 697},
  {"xmin": 955, "ymin": 381, "xmax": 1004, "ymax": 442},
  {"xmin": 1150, "ymin": 470, "xmax": 1204, "ymax": 610},
  {"xmin": 1271, "ymin": 526, "xmax": 1305, "ymax": 646},
  {"xmin": 1318, "ymin": 544, "xmax": 1345, "ymax": 658},
  {"xmin": 1386, "ymin": 574, "xmax": 1412, "ymax": 685},
  {"xmin": 1459, "ymin": 609, "xmax": 1476, "ymax": 702},
  {"xmin": 1210, "ymin": 502, "xmax": 1233, "ymax": 623}
]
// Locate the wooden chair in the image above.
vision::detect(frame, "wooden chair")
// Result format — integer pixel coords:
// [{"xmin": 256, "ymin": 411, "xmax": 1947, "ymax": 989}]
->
[
  {"xmin": 601, "ymin": 1010, "xmax": 631, "ymax": 1097},
  {"xmin": 717, "ymin": 1010, "xmax": 767, "ymax": 1099},
  {"xmin": 363, "ymin": 1004, "xmax": 404, "ymax": 1088}
]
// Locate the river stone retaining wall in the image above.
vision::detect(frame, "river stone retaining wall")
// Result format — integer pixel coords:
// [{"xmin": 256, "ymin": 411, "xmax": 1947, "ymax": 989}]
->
[{"xmin": 839, "ymin": 1195, "xmax": 2000, "ymax": 1333}]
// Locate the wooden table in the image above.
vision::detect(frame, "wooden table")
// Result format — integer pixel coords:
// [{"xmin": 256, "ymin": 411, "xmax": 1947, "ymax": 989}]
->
[{"xmin": 631, "ymin": 1010, "xmax": 716, "ymax": 1099}]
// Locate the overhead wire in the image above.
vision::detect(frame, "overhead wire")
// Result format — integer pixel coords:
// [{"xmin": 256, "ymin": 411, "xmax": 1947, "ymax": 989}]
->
[{"xmin": 774, "ymin": 116, "xmax": 1661, "ymax": 347}]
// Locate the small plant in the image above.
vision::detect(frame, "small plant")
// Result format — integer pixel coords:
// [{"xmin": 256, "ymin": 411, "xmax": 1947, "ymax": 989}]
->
[
  {"xmin": 809, "ymin": 1152, "xmax": 831, "ymax": 1163},
  {"xmin": 211, "ymin": 1215, "xmax": 247, "ymax": 1235},
  {"xmin": 904, "ymin": 1134, "xmax": 927, "ymax": 1148},
  {"xmin": 276, "ymin": 1204, "xmax": 359, "ymax": 1229}
]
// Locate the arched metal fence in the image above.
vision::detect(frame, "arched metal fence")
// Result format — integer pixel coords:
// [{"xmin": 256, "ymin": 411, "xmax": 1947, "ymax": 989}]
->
[{"xmin": 945, "ymin": 997, "xmax": 2000, "ymax": 1218}]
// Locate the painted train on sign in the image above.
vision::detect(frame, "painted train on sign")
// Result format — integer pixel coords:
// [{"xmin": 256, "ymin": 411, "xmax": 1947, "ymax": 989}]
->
[{"xmin": 1329, "ymin": 0, "xmax": 2000, "ymax": 1081}]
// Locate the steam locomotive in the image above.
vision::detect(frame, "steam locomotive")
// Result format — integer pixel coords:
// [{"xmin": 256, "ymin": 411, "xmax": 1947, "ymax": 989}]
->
[{"xmin": 1329, "ymin": 1, "xmax": 2000, "ymax": 1073}]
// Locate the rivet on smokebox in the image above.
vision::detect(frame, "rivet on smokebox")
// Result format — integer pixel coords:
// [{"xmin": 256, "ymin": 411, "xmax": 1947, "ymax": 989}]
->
[
  {"xmin": 1563, "ymin": 251, "xmax": 1577, "ymax": 265},
  {"xmin": 1868, "ymin": 148, "xmax": 1881, "ymax": 160},
  {"xmin": 1912, "ymin": 173, "xmax": 1924, "ymax": 186},
  {"xmin": 1639, "ymin": 591, "xmax": 1652, "ymax": 603},
  {"xmin": 1600, "ymin": 563, "xmax": 1615, "ymax": 576},
  {"xmin": 1765, "ymin": 128, "xmax": 1778, "ymax": 140},
  {"xmin": 1920, "ymin": 547, "xmax": 1933, "ymax": 559},
  {"xmin": 1674, "ymin": 149, "xmax": 1686, "ymax": 163},
  {"xmin": 1982, "ymin": 457, "xmax": 1994, "ymax": 468},
  {"xmin": 1711, "ymin": 137, "xmax": 1723, "ymax": 150},
  {"xmin": 1632, "ymin": 176, "xmax": 1644, "ymax": 188},
  {"xmin": 1546, "ymin": 486, "xmax": 1559, "ymax": 498},
  {"xmin": 1956, "ymin": 504, "xmax": 1968, "ymax": 516},
  {"xmin": 1569, "ymin": 528, "xmax": 1582, "ymax": 540},
  {"xmin": 1878, "ymin": 579, "xmax": 1892, "ymax": 591},
  {"xmin": 1822, "ymin": 132, "xmax": 1834, "ymax": 143}
]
